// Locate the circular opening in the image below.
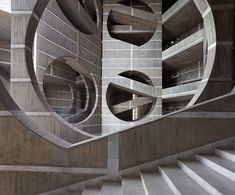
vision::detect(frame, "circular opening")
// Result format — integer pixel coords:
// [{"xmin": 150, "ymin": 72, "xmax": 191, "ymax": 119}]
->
[
  {"xmin": 106, "ymin": 71, "xmax": 156, "ymax": 122},
  {"xmin": 43, "ymin": 60, "xmax": 95, "ymax": 124},
  {"xmin": 107, "ymin": 0, "xmax": 157, "ymax": 46}
]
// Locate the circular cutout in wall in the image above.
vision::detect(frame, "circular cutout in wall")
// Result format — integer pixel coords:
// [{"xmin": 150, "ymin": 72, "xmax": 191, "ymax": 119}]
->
[
  {"xmin": 43, "ymin": 60, "xmax": 96, "ymax": 124},
  {"xmin": 106, "ymin": 71, "xmax": 156, "ymax": 122},
  {"xmin": 107, "ymin": 0, "xmax": 158, "ymax": 46}
]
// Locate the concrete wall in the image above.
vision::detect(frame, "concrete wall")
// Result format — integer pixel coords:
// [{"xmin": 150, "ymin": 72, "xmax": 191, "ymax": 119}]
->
[
  {"xmin": 102, "ymin": 0, "xmax": 162, "ymax": 133},
  {"xmin": 35, "ymin": 0, "xmax": 102, "ymax": 134},
  {"xmin": 10, "ymin": 0, "xmax": 103, "ymax": 135}
]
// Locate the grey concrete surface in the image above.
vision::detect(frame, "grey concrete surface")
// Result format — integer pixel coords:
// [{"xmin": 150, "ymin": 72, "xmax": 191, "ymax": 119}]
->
[
  {"xmin": 62, "ymin": 144, "xmax": 235, "ymax": 195},
  {"xmin": 160, "ymin": 165, "xmax": 209, "ymax": 195},
  {"xmin": 0, "ymin": 0, "xmax": 234, "ymax": 194},
  {"xmin": 141, "ymin": 172, "xmax": 173, "ymax": 195}
]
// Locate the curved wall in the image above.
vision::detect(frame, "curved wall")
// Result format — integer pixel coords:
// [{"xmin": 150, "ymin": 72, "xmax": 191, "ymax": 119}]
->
[
  {"xmin": 189, "ymin": 0, "xmax": 235, "ymax": 106},
  {"xmin": 162, "ymin": 0, "xmax": 235, "ymax": 113},
  {"xmin": 10, "ymin": 0, "xmax": 102, "ymax": 136}
]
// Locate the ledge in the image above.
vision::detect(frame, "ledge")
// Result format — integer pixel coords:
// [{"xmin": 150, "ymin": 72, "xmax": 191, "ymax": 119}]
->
[
  {"xmin": 163, "ymin": 29, "xmax": 204, "ymax": 70},
  {"xmin": 163, "ymin": 0, "xmax": 202, "ymax": 41},
  {"xmin": 162, "ymin": 81, "xmax": 200, "ymax": 102}
]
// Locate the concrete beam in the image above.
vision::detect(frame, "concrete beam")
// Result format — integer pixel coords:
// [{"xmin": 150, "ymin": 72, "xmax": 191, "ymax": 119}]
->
[
  {"xmin": 110, "ymin": 76, "xmax": 157, "ymax": 99},
  {"xmin": 162, "ymin": 81, "xmax": 200, "ymax": 102},
  {"xmin": 112, "ymin": 97, "xmax": 154, "ymax": 114},
  {"xmin": 110, "ymin": 4, "xmax": 157, "ymax": 31}
]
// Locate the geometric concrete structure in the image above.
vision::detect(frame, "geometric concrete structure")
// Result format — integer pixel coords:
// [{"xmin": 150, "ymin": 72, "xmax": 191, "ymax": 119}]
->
[
  {"xmin": 10, "ymin": 0, "xmax": 102, "ymax": 135},
  {"xmin": 0, "ymin": 0, "xmax": 234, "ymax": 194},
  {"xmin": 102, "ymin": 0, "xmax": 162, "ymax": 133}
]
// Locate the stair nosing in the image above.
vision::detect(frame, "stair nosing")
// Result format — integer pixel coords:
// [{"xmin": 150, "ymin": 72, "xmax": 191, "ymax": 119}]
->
[
  {"xmin": 159, "ymin": 166, "xmax": 182, "ymax": 195},
  {"xmin": 215, "ymin": 148, "xmax": 235, "ymax": 162},
  {"xmin": 196, "ymin": 154, "xmax": 235, "ymax": 183},
  {"xmin": 178, "ymin": 160, "xmax": 223, "ymax": 195}
]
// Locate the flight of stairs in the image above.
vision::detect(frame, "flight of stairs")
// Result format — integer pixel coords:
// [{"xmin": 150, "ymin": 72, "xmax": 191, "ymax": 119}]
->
[{"xmin": 79, "ymin": 145, "xmax": 235, "ymax": 195}]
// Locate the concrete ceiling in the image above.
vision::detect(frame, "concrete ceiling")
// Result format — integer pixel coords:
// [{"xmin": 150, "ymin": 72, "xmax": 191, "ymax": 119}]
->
[{"xmin": 0, "ymin": 10, "xmax": 11, "ymax": 41}]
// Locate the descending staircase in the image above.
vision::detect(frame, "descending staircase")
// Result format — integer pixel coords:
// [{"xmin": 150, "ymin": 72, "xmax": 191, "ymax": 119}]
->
[{"xmin": 72, "ymin": 145, "xmax": 235, "ymax": 195}]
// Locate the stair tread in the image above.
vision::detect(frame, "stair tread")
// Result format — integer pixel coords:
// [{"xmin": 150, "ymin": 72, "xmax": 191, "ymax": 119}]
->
[
  {"xmin": 122, "ymin": 177, "xmax": 145, "ymax": 195},
  {"xmin": 82, "ymin": 188, "xmax": 101, "ymax": 195},
  {"xmin": 216, "ymin": 149, "xmax": 235, "ymax": 162},
  {"xmin": 221, "ymin": 149, "xmax": 235, "ymax": 155},
  {"xmin": 141, "ymin": 171, "xmax": 173, "ymax": 195},
  {"xmin": 160, "ymin": 165, "xmax": 209, "ymax": 195},
  {"xmin": 179, "ymin": 160, "xmax": 235, "ymax": 195},
  {"xmin": 101, "ymin": 182, "xmax": 121, "ymax": 195},
  {"xmin": 198, "ymin": 154, "xmax": 235, "ymax": 173}
]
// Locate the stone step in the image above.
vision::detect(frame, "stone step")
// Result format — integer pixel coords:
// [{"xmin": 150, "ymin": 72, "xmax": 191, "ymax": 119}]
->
[
  {"xmin": 82, "ymin": 187, "xmax": 101, "ymax": 195},
  {"xmin": 216, "ymin": 149, "xmax": 235, "ymax": 162},
  {"xmin": 140, "ymin": 171, "xmax": 173, "ymax": 195},
  {"xmin": 196, "ymin": 154, "xmax": 235, "ymax": 182},
  {"xmin": 100, "ymin": 182, "xmax": 121, "ymax": 195},
  {"xmin": 122, "ymin": 176, "xmax": 145, "ymax": 195},
  {"xmin": 178, "ymin": 160, "xmax": 235, "ymax": 195},
  {"xmin": 159, "ymin": 165, "xmax": 209, "ymax": 195}
]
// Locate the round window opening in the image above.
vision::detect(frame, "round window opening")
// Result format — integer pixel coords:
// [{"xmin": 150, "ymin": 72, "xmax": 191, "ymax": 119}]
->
[
  {"xmin": 106, "ymin": 71, "xmax": 156, "ymax": 122},
  {"xmin": 107, "ymin": 0, "xmax": 158, "ymax": 46},
  {"xmin": 43, "ymin": 60, "xmax": 96, "ymax": 124}
]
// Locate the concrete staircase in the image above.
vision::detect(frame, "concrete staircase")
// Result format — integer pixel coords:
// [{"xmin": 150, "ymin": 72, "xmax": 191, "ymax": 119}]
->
[{"xmin": 77, "ymin": 146, "xmax": 235, "ymax": 195}]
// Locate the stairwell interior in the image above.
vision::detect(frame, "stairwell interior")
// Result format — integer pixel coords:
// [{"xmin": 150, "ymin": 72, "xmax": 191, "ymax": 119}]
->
[{"xmin": 0, "ymin": 0, "xmax": 234, "ymax": 194}]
